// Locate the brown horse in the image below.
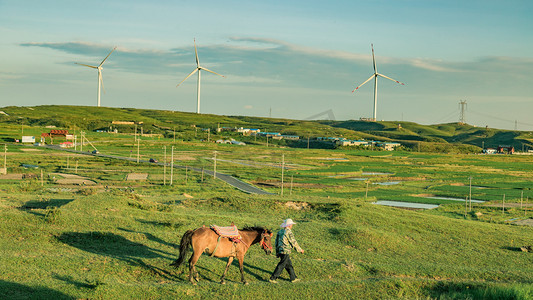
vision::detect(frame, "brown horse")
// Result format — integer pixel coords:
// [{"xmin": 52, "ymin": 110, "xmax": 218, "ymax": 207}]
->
[{"xmin": 170, "ymin": 226, "xmax": 273, "ymax": 285}]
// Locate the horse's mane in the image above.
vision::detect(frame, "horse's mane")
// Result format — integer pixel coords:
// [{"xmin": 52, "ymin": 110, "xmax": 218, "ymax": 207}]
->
[{"xmin": 241, "ymin": 226, "xmax": 272, "ymax": 234}]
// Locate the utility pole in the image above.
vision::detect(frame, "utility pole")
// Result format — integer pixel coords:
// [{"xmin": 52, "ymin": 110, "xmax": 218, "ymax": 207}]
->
[
  {"xmin": 459, "ymin": 100, "xmax": 467, "ymax": 124},
  {"xmin": 137, "ymin": 138, "xmax": 140, "ymax": 163},
  {"xmin": 3, "ymin": 144, "xmax": 6, "ymax": 175},
  {"xmin": 469, "ymin": 176, "xmax": 472, "ymax": 211},
  {"xmin": 170, "ymin": 146, "xmax": 174, "ymax": 185},
  {"xmin": 135, "ymin": 124, "xmax": 137, "ymax": 141},
  {"xmin": 307, "ymin": 136, "xmax": 310, "ymax": 149},
  {"xmin": 213, "ymin": 151, "xmax": 217, "ymax": 179},
  {"xmin": 281, "ymin": 154, "xmax": 285, "ymax": 196},
  {"xmin": 173, "ymin": 127, "xmax": 176, "ymax": 143},
  {"xmin": 163, "ymin": 146, "xmax": 167, "ymax": 185}
]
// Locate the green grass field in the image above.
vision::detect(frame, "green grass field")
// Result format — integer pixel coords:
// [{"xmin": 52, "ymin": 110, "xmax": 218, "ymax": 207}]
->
[{"xmin": 0, "ymin": 106, "xmax": 532, "ymax": 299}]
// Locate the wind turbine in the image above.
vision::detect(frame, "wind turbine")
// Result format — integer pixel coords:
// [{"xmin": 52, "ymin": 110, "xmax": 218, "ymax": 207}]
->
[
  {"xmin": 75, "ymin": 47, "xmax": 116, "ymax": 107},
  {"xmin": 176, "ymin": 39, "xmax": 225, "ymax": 114},
  {"xmin": 352, "ymin": 44, "xmax": 404, "ymax": 121}
]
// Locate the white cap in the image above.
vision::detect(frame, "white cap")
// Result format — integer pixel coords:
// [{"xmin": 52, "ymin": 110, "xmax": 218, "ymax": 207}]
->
[{"xmin": 280, "ymin": 218, "xmax": 296, "ymax": 228}]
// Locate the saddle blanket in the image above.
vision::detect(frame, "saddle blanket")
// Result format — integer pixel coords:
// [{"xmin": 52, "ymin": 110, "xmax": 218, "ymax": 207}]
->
[{"xmin": 211, "ymin": 225, "xmax": 242, "ymax": 240}]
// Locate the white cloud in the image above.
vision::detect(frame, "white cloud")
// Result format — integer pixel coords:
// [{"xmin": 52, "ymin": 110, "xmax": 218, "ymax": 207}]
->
[{"xmin": 0, "ymin": 72, "xmax": 24, "ymax": 81}]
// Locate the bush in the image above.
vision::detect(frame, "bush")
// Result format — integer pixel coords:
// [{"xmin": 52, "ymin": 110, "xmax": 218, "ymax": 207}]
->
[
  {"xmin": 77, "ymin": 188, "xmax": 97, "ymax": 196},
  {"xmin": 44, "ymin": 207, "xmax": 61, "ymax": 223}
]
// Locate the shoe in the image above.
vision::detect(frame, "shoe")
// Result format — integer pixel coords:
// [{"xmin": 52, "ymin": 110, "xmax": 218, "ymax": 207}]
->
[
  {"xmin": 291, "ymin": 278, "xmax": 301, "ymax": 283},
  {"xmin": 268, "ymin": 279, "xmax": 278, "ymax": 284}
]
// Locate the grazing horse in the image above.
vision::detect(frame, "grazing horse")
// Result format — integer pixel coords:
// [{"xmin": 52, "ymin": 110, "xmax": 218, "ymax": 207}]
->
[{"xmin": 170, "ymin": 226, "xmax": 273, "ymax": 285}]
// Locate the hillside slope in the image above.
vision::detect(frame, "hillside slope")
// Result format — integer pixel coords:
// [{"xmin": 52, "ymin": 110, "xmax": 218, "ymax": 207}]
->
[{"xmin": 0, "ymin": 105, "xmax": 531, "ymax": 150}]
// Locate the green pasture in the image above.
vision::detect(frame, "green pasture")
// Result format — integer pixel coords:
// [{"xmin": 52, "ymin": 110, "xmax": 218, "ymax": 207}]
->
[
  {"xmin": 1, "ymin": 179, "xmax": 532, "ymax": 299},
  {"xmin": 1, "ymin": 106, "xmax": 532, "ymax": 299}
]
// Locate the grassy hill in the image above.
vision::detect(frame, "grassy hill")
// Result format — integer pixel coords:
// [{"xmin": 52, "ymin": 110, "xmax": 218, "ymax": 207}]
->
[
  {"xmin": 1, "ymin": 105, "xmax": 532, "ymax": 152},
  {"xmin": 325, "ymin": 120, "xmax": 532, "ymax": 151},
  {"xmin": 0, "ymin": 106, "xmax": 532, "ymax": 299}
]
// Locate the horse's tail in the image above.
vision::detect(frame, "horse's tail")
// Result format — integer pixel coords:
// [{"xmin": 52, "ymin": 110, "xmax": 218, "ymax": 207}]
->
[{"xmin": 170, "ymin": 230, "xmax": 194, "ymax": 268}]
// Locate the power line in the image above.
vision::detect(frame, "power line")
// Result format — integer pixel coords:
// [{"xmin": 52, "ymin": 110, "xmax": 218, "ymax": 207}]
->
[
  {"xmin": 434, "ymin": 109, "xmax": 460, "ymax": 124},
  {"xmin": 469, "ymin": 110, "xmax": 533, "ymax": 127}
]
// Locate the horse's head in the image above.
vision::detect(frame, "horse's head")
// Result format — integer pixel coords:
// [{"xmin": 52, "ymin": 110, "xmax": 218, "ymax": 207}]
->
[{"xmin": 260, "ymin": 229, "xmax": 273, "ymax": 255}]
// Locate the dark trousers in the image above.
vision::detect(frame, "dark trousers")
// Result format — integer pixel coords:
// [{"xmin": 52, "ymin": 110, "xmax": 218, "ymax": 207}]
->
[{"xmin": 270, "ymin": 254, "xmax": 297, "ymax": 281}]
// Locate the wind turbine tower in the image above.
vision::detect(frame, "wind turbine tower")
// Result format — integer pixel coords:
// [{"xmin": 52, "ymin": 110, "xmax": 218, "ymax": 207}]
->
[
  {"xmin": 352, "ymin": 44, "xmax": 405, "ymax": 121},
  {"xmin": 177, "ymin": 39, "xmax": 225, "ymax": 114},
  {"xmin": 75, "ymin": 47, "xmax": 116, "ymax": 107}
]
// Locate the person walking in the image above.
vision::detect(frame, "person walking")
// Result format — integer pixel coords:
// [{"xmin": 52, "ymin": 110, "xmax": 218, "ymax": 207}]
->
[{"xmin": 269, "ymin": 218, "xmax": 304, "ymax": 283}]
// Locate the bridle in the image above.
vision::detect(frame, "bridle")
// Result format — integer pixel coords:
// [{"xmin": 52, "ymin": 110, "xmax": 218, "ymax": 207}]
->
[{"xmin": 260, "ymin": 232, "xmax": 273, "ymax": 251}]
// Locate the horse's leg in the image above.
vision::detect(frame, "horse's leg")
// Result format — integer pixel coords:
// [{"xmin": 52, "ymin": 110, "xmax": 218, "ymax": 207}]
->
[
  {"xmin": 220, "ymin": 256, "xmax": 234, "ymax": 285},
  {"xmin": 187, "ymin": 254, "xmax": 195, "ymax": 284},
  {"xmin": 188, "ymin": 250, "xmax": 202, "ymax": 284},
  {"xmin": 237, "ymin": 254, "xmax": 248, "ymax": 285}
]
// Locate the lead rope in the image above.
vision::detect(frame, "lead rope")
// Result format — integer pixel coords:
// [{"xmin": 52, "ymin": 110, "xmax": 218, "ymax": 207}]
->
[{"xmin": 210, "ymin": 235, "xmax": 222, "ymax": 257}]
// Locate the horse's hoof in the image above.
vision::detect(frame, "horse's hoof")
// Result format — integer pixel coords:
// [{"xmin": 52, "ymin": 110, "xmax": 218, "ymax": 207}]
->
[
  {"xmin": 220, "ymin": 281, "xmax": 226, "ymax": 285},
  {"xmin": 243, "ymin": 281, "xmax": 249, "ymax": 285}
]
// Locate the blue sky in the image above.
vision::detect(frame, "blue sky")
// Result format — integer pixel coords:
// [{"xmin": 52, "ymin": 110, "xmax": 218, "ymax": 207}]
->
[{"xmin": 1, "ymin": 0, "xmax": 532, "ymax": 130}]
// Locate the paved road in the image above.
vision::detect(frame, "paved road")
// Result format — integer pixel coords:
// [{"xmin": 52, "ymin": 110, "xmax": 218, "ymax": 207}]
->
[{"xmin": 41, "ymin": 145, "xmax": 274, "ymax": 195}]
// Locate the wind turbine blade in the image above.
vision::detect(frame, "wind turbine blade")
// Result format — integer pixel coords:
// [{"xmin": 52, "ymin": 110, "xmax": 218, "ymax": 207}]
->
[
  {"xmin": 199, "ymin": 66, "xmax": 225, "ymax": 78},
  {"xmin": 371, "ymin": 44, "xmax": 377, "ymax": 73},
  {"xmin": 75, "ymin": 63, "xmax": 98, "ymax": 69},
  {"xmin": 377, "ymin": 73, "xmax": 405, "ymax": 85},
  {"xmin": 99, "ymin": 47, "xmax": 117, "ymax": 67},
  {"xmin": 176, "ymin": 68, "xmax": 199, "ymax": 87},
  {"xmin": 194, "ymin": 39, "xmax": 199, "ymax": 66},
  {"xmin": 352, "ymin": 74, "xmax": 375, "ymax": 93}
]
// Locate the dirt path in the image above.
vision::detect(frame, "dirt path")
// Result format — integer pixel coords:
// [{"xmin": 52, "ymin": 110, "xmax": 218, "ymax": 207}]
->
[
  {"xmin": 512, "ymin": 219, "xmax": 533, "ymax": 227},
  {"xmin": 49, "ymin": 173, "xmax": 96, "ymax": 185},
  {"xmin": 484, "ymin": 202, "xmax": 533, "ymax": 208}
]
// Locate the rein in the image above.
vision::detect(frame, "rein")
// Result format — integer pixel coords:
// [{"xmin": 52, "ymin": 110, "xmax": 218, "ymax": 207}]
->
[{"xmin": 260, "ymin": 234, "xmax": 273, "ymax": 251}]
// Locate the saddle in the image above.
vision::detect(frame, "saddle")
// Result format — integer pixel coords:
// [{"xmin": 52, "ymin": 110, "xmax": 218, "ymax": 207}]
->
[{"xmin": 211, "ymin": 224, "xmax": 242, "ymax": 242}]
